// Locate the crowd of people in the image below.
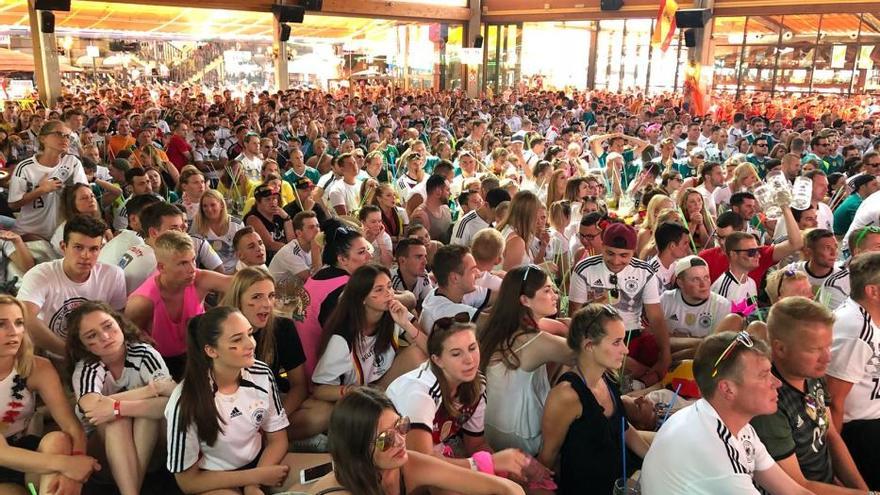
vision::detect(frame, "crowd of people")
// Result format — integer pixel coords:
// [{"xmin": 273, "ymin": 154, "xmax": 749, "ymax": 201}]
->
[{"xmin": 0, "ymin": 81, "xmax": 878, "ymax": 495}]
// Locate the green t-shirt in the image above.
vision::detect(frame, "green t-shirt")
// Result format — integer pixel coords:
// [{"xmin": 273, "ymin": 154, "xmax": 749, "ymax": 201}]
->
[{"xmin": 833, "ymin": 193, "xmax": 862, "ymax": 235}]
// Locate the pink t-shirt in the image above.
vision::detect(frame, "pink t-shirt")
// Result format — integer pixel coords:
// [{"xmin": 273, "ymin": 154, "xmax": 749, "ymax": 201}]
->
[
  {"xmin": 295, "ymin": 269, "xmax": 349, "ymax": 381},
  {"xmin": 130, "ymin": 271, "xmax": 205, "ymax": 357}
]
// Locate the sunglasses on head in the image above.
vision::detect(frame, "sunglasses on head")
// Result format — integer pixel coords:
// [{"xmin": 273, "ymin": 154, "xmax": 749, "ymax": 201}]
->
[
  {"xmin": 375, "ymin": 416, "xmax": 411, "ymax": 452},
  {"xmin": 776, "ymin": 265, "xmax": 800, "ymax": 297},
  {"xmin": 433, "ymin": 312, "xmax": 471, "ymax": 333},
  {"xmin": 711, "ymin": 331, "xmax": 754, "ymax": 378}
]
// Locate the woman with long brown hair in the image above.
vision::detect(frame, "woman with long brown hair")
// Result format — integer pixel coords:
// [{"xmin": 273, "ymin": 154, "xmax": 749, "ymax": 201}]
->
[{"xmin": 496, "ymin": 190, "xmax": 549, "ymax": 270}]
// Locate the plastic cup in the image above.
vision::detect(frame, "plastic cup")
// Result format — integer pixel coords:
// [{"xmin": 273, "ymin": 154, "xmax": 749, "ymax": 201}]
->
[{"xmin": 613, "ymin": 477, "xmax": 641, "ymax": 495}]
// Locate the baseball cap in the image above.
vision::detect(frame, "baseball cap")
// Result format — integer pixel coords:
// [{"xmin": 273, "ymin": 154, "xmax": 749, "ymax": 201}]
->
[
  {"xmin": 673, "ymin": 255, "xmax": 708, "ymax": 279},
  {"xmin": 343, "ymin": 115, "xmax": 357, "ymax": 126},
  {"xmin": 602, "ymin": 223, "xmax": 637, "ymax": 251}
]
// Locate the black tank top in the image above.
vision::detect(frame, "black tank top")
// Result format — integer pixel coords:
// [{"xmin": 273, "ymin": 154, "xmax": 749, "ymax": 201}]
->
[
  {"xmin": 316, "ymin": 470, "xmax": 406, "ymax": 494},
  {"xmin": 556, "ymin": 371, "xmax": 629, "ymax": 495},
  {"xmin": 244, "ymin": 207, "xmax": 285, "ymax": 261}
]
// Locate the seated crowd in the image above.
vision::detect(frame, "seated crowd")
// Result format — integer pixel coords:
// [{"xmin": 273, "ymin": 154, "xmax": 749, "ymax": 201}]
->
[{"xmin": 0, "ymin": 84, "xmax": 879, "ymax": 495}]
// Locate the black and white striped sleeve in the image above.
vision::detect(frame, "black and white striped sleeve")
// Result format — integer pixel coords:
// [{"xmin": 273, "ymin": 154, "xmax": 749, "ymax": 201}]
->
[{"xmin": 164, "ymin": 386, "xmax": 200, "ymax": 473}]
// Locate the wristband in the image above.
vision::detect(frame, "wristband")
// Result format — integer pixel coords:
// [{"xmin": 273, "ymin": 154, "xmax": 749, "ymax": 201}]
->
[
  {"xmin": 467, "ymin": 457, "xmax": 478, "ymax": 471},
  {"xmin": 113, "ymin": 400, "xmax": 121, "ymax": 418},
  {"xmin": 472, "ymin": 451, "xmax": 495, "ymax": 475},
  {"xmin": 71, "ymin": 450, "xmax": 85, "ymax": 456}
]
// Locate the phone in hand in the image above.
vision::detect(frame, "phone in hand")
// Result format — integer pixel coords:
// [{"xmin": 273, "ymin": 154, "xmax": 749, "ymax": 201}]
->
[{"xmin": 300, "ymin": 461, "xmax": 334, "ymax": 484}]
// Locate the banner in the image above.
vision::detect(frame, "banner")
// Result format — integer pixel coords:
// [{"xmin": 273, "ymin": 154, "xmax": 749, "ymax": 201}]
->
[{"xmin": 651, "ymin": 0, "xmax": 679, "ymax": 52}]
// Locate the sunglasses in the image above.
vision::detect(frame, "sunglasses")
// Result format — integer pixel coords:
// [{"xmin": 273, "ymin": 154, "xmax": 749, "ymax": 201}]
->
[
  {"xmin": 711, "ymin": 331, "xmax": 754, "ymax": 378},
  {"xmin": 776, "ymin": 266, "xmax": 800, "ymax": 297},
  {"xmin": 374, "ymin": 416, "xmax": 411, "ymax": 452},
  {"xmin": 854, "ymin": 226, "xmax": 880, "ymax": 250},
  {"xmin": 433, "ymin": 312, "xmax": 471, "ymax": 333},
  {"xmin": 732, "ymin": 248, "xmax": 760, "ymax": 257},
  {"xmin": 609, "ymin": 273, "xmax": 620, "ymax": 299}
]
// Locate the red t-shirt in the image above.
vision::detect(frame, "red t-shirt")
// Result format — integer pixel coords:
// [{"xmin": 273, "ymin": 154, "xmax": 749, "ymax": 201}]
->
[
  {"xmin": 165, "ymin": 134, "xmax": 192, "ymax": 170},
  {"xmin": 699, "ymin": 245, "xmax": 776, "ymax": 286}
]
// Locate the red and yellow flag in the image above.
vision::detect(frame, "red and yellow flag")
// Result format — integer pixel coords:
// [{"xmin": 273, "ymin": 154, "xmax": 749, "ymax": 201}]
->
[{"xmin": 651, "ymin": 0, "xmax": 678, "ymax": 52}]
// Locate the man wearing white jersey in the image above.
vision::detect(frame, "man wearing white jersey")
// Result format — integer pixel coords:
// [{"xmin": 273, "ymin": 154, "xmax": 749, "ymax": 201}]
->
[
  {"xmin": 390, "ymin": 238, "xmax": 435, "ymax": 308},
  {"xmin": 841, "ymin": 189, "xmax": 880, "ymax": 255},
  {"xmin": 826, "ymin": 253, "xmax": 880, "ymax": 489},
  {"xmin": 19, "ymin": 216, "xmax": 126, "ymax": 357},
  {"xmin": 647, "ymin": 222, "xmax": 692, "ymax": 290},
  {"xmin": 822, "ymin": 226, "xmax": 880, "ymax": 309},
  {"xmin": 569, "ymin": 223, "xmax": 671, "ymax": 385},
  {"xmin": 450, "ymin": 188, "xmax": 509, "ymax": 247},
  {"xmin": 420, "ymin": 245, "xmax": 492, "ymax": 335},
  {"xmin": 642, "ymin": 331, "xmax": 813, "ymax": 495},
  {"xmin": 792, "ymin": 229, "xmax": 842, "ymax": 297},
  {"xmin": 711, "ymin": 232, "xmax": 759, "ymax": 304},
  {"xmin": 268, "ymin": 211, "xmax": 319, "ymax": 284}
]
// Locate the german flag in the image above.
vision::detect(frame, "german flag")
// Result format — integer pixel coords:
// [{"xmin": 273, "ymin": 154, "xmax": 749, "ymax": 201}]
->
[{"xmin": 651, "ymin": 0, "xmax": 678, "ymax": 52}]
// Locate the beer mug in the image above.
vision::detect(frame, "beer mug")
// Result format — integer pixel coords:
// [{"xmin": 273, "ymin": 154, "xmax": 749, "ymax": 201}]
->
[{"xmin": 791, "ymin": 176, "xmax": 813, "ymax": 211}]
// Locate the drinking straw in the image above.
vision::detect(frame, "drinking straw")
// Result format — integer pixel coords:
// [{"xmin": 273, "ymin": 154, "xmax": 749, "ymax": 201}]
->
[
  {"xmin": 620, "ymin": 415, "xmax": 627, "ymax": 485},
  {"xmin": 28, "ymin": 483, "xmax": 37, "ymax": 495},
  {"xmin": 661, "ymin": 383, "xmax": 683, "ymax": 426},
  {"xmin": 675, "ymin": 207, "xmax": 699, "ymax": 254}
]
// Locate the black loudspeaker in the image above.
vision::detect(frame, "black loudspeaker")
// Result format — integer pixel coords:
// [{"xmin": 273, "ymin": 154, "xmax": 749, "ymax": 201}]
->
[
  {"xmin": 474, "ymin": 35, "xmax": 483, "ymax": 48},
  {"xmin": 271, "ymin": 5, "xmax": 305, "ymax": 23},
  {"xmin": 684, "ymin": 29, "xmax": 697, "ymax": 47},
  {"xmin": 300, "ymin": 0, "xmax": 322, "ymax": 10},
  {"xmin": 601, "ymin": 0, "xmax": 624, "ymax": 11},
  {"xmin": 675, "ymin": 8, "xmax": 711, "ymax": 28},
  {"xmin": 280, "ymin": 23, "xmax": 291, "ymax": 41},
  {"xmin": 40, "ymin": 11, "xmax": 55, "ymax": 33},
  {"xmin": 34, "ymin": 0, "xmax": 70, "ymax": 11}
]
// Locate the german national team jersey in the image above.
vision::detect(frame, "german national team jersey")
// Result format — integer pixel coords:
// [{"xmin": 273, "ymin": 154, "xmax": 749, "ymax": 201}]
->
[
  {"xmin": 569, "ymin": 255, "xmax": 660, "ymax": 331},
  {"xmin": 659, "ymin": 290, "xmax": 731, "ymax": 339},
  {"xmin": 820, "ymin": 267, "xmax": 850, "ymax": 310},
  {"xmin": 165, "ymin": 361, "xmax": 288, "ymax": 472},
  {"xmin": 450, "ymin": 210, "xmax": 491, "ymax": 247},
  {"xmin": 828, "ymin": 298, "xmax": 880, "ymax": 423},
  {"xmin": 390, "ymin": 267, "xmax": 435, "ymax": 306},
  {"xmin": 793, "ymin": 260, "xmax": 843, "ymax": 298},
  {"xmin": 710, "ymin": 270, "xmax": 757, "ymax": 304},
  {"xmin": 386, "ymin": 362, "xmax": 486, "ymax": 453},
  {"xmin": 751, "ymin": 366, "xmax": 833, "ymax": 483}
]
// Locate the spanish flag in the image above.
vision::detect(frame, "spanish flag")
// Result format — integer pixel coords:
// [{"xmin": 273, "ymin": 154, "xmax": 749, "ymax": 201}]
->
[{"xmin": 651, "ymin": 0, "xmax": 678, "ymax": 52}]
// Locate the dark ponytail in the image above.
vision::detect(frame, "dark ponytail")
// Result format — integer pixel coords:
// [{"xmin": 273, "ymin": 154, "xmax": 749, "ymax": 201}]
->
[
  {"xmin": 177, "ymin": 306, "xmax": 239, "ymax": 446},
  {"xmin": 320, "ymin": 218, "xmax": 364, "ymax": 267}
]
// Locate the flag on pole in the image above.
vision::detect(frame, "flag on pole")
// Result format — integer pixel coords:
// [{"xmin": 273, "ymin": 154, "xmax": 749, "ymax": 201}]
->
[{"xmin": 652, "ymin": 0, "xmax": 678, "ymax": 52}]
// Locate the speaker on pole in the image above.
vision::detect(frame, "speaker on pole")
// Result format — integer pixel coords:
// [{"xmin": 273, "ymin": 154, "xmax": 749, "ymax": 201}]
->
[
  {"xmin": 675, "ymin": 8, "xmax": 711, "ymax": 28},
  {"xmin": 600, "ymin": 0, "xmax": 624, "ymax": 11},
  {"xmin": 34, "ymin": 0, "xmax": 70, "ymax": 11},
  {"xmin": 279, "ymin": 23, "xmax": 291, "ymax": 42},
  {"xmin": 474, "ymin": 35, "xmax": 483, "ymax": 48},
  {"xmin": 40, "ymin": 11, "xmax": 55, "ymax": 33},
  {"xmin": 684, "ymin": 29, "xmax": 698, "ymax": 47},
  {"xmin": 272, "ymin": 5, "xmax": 305, "ymax": 23}
]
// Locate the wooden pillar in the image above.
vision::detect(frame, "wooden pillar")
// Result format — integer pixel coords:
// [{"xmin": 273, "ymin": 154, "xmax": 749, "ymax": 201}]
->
[
  {"xmin": 273, "ymin": 17, "xmax": 290, "ymax": 91},
  {"xmin": 27, "ymin": 0, "xmax": 61, "ymax": 106},
  {"xmin": 465, "ymin": 0, "xmax": 481, "ymax": 97}
]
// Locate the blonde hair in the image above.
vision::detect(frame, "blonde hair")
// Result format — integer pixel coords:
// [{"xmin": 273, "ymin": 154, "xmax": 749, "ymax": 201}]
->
[
  {"xmin": 731, "ymin": 162, "xmax": 758, "ymax": 190},
  {"xmin": 154, "ymin": 230, "xmax": 194, "ymax": 260},
  {"xmin": 0, "ymin": 296, "xmax": 34, "ymax": 378},
  {"xmin": 471, "ymin": 228, "xmax": 505, "ymax": 263},
  {"xmin": 764, "ymin": 268, "xmax": 809, "ymax": 304},
  {"xmin": 192, "ymin": 189, "xmax": 231, "ymax": 237},
  {"xmin": 767, "ymin": 296, "xmax": 834, "ymax": 341},
  {"xmin": 177, "ymin": 165, "xmax": 204, "ymax": 193},
  {"xmin": 220, "ymin": 267, "xmax": 279, "ymax": 366},
  {"xmin": 496, "ymin": 190, "xmax": 541, "ymax": 247},
  {"xmin": 642, "ymin": 194, "xmax": 673, "ymax": 232}
]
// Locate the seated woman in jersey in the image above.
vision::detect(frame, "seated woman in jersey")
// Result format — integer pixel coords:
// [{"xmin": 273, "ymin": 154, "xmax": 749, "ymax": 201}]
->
[
  {"xmin": 479, "ymin": 265, "xmax": 574, "ymax": 456},
  {"xmin": 165, "ymin": 306, "xmax": 297, "ymax": 495},
  {"xmin": 297, "ymin": 220, "xmax": 373, "ymax": 381},
  {"xmin": 386, "ymin": 316, "xmax": 544, "ymax": 483},
  {"xmin": 538, "ymin": 304, "xmax": 650, "ymax": 494},
  {"xmin": 310, "ymin": 264, "xmax": 428, "ymax": 421},
  {"xmin": 66, "ymin": 301, "xmax": 176, "ymax": 495},
  {"xmin": 308, "ymin": 387, "xmax": 525, "ymax": 495},
  {"xmin": 0, "ymin": 295, "xmax": 99, "ymax": 495},
  {"xmin": 221, "ymin": 266, "xmax": 332, "ymax": 443}
]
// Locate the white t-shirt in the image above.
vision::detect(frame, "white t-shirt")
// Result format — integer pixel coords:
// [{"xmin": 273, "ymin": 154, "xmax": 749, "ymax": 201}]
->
[
  {"xmin": 18, "ymin": 259, "xmax": 126, "ymax": 339},
  {"xmin": 420, "ymin": 288, "xmax": 491, "ymax": 336},
  {"xmin": 475, "ymin": 270, "xmax": 503, "ymax": 292},
  {"xmin": 774, "ymin": 202, "xmax": 834, "ymax": 240},
  {"xmin": 193, "ymin": 144, "xmax": 228, "ymax": 180},
  {"xmin": 386, "ymin": 362, "xmax": 486, "ymax": 453},
  {"xmin": 190, "ymin": 217, "xmax": 245, "ymax": 275},
  {"xmin": 390, "ymin": 267, "xmax": 434, "ymax": 306},
  {"xmin": 647, "ymin": 255, "xmax": 675, "ymax": 291},
  {"xmin": 794, "ymin": 260, "xmax": 843, "ymax": 296},
  {"xmin": 268, "ymin": 239, "xmax": 312, "ymax": 281},
  {"xmin": 327, "ymin": 178, "xmax": 362, "ymax": 214},
  {"xmin": 569, "ymin": 256, "xmax": 661, "ymax": 331},
  {"xmin": 641, "ymin": 399, "xmax": 775, "ymax": 495},
  {"xmin": 236, "ymin": 153, "xmax": 263, "ymax": 181},
  {"xmin": 9, "ymin": 154, "xmax": 88, "ymax": 240},
  {"xmin": 710, "ymin": 270, "xmax": 758, "ymax": 303},
  {"xmin": 660, "ymin": 290, "xmax": 732, "ymax": 339},
  {"xmin": 165, "ymin": 361, "xmax": 288, "ymax": 472},
  {"xmin": 72, "ymin": 342, "xmax": 170, "ymax": 427},
  {"xmin": 312, "ymin": 327, "xmax": 403, "ymax": 386},
  {"xmin": 827, "ymin": 298, "xmax": 880, "ymax": 422},
  {"xmin": 820, "ymin": 267, "xmax": 850, "ymax": 310},
  {"xmin": 111, "ymin": 235, "xmax": 222, "ymax": 294},
  {"xmin": 371, "ymin": 232, "xmax": 393, "ymax": 261},
  {"xmin": 450, "ymin": 210, "xmax": 491, "ymax": 247}
]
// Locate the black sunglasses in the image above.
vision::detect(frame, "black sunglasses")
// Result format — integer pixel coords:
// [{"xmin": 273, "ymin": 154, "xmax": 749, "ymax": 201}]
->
[
  {"xmin": 609, "ymin": 273, "xmax": 620, "ymax": 299},
  {"xmin": 732, "ymin": 248, "xmax": 760, "ymax": 257}
]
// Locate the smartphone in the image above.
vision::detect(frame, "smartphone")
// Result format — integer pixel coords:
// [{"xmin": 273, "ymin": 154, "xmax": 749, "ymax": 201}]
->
[{"xmin": 300, "ymin": 461, "xmax": 334, "ymax": 484}]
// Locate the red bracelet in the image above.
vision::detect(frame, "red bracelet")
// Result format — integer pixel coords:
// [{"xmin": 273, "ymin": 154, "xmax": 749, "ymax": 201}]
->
[
  {"xmin": 71, "ymin": 450, "xmax": 85, "ymax": 456},
  {"xmin": 113, "ymin": 400, "xmax": 121, "ymax": 418}
]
